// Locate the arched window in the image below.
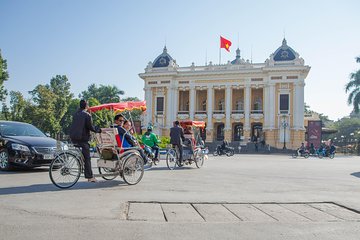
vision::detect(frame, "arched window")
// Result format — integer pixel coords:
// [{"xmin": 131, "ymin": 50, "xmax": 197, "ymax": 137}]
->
[
  {"xmin": 236, "ymin": 99, "xmax": 244, "ymax": 111},
  {"xmin": 233, "ymin": 124, "xmax": 243, "ymax": 141},
  {"xmin": 216, "ymin": 123, "xmax": 225, "ymax": 141},
  {"xmin": 218, "ymin": 99, "xmax": 225, "ymax": 111},
  {"xmin": 202, "ymin": 100, "xmax": 207, "ymax": 111},
  {"xmin": 253, "ymin": 97, "xmax": 262, "ymax": 110}
]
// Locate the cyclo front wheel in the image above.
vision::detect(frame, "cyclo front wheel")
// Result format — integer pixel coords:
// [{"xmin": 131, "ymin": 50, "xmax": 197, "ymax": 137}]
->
[
  {"xmin": 122, "ymin": 152, "xmax": 144, "ymax": 185},
  {"xmin": 49, "ymin": 151, "xmax": 81, "ymax": 189},
  {"xmin": 194, "ymin": 150, "xmax": 205, "ymax": 168},
  {"xmin": 166, "ymin": 148, "xmax": 178, "ymax": 170}
]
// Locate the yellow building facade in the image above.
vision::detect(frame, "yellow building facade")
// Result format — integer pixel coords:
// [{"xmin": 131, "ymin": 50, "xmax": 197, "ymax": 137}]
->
[{"xmin": 139, "ymin": 39, "xmax": 310, "ymax": 149}]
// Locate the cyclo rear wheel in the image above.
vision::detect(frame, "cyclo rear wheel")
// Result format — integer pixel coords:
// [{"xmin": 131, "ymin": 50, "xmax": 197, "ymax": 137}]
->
[
  {"xmin": 122, "ymin": 152, "xmax": 144, "ymax": 185},
  {"xmin": 49, "ymin": 151, "xmax": 81, "ymax": 189},
  {"xmin": 166, "ymin": 148, "xmax": 178, "ymax": 170}
]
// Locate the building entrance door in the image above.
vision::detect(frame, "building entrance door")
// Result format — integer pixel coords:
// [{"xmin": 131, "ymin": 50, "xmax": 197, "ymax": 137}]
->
[
  {"xmin": 251, "ymin": 123, "xmax": 263, "ymax": 142},
  {"xmin": 215, "ymin": 123, "xmax": 225, "ymax": 141},
  {"xmin": 233, "ymin": 123, "xmax": 243, "ymax": 141}
]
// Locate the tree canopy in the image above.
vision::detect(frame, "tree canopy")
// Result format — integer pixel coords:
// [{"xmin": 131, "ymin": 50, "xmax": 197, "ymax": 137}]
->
[
  {"xmin": 345, "ymin": 56, "xmax": 360, "ymax": 113},
  {"xmin": 0, "ymin": 49, "xmax": 9, "ymax": 103},
  {"xmin": 80, "ymin": 84, "xmax": 124, "ymax": 104}
]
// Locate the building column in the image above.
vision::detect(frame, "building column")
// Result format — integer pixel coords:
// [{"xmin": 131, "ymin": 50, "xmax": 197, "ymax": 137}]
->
[
  {"xmin": 189, "ymin": 86, "xmax": 196, "ymax": 120},
  {"xmin": 269, "ymin": 83, "xmax": 276, "ymax": 129},
  {"xmin": 244, "ymin": 83, "xmax": 251, "ymax": 141},
  {"xmin": 173, "ymin": 87, "xmax": 178, "ymax": 121},
  {"xmin": 144, "ymin": 87, "xmax": 152, "ymax": 127},
  {"xmin": 263, "ymin": 84, "xmax": 270, "ymax": 130},
  {"xmin": 225, "ymin": 85, "xmax": 232, "ymax": 141},
  {"xmin": 206, "ymin": 87, "xmax": 214, "ymax": 142},
  {"xmin": 166, "ymin": 86, "xmax": 173, "ymax": 128},
  {"xmin": 293, "ymin": 81, "xmax": 305, "ymax": 130}
]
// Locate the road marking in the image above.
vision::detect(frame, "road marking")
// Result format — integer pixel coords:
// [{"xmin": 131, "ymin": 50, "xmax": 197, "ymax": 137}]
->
[{"xmin": 125, "ymin": 202, "xmax": 360, "ymax": 223}]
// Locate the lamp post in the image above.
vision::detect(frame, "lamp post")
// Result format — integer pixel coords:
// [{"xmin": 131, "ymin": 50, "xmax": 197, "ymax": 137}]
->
[
  {"xmin": 341, "ymin": 135, "xmax": 346, "ymax": 154},
  {"xmin": 281, "ymin": 115, "xmax": 289, "ymax": 150}
]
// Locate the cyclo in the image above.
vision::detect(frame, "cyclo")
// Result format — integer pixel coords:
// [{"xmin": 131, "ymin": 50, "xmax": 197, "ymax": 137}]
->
[
  {"xmin": 49, "ymin": 101, "xmax": 147, "ymax": 189},
  {"xmin": 166, "ymin": 120, "xmax": 208, "ymax": 170}
]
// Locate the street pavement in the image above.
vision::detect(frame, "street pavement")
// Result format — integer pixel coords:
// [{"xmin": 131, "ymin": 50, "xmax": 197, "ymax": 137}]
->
[{"xmin": 1, "ymin": 154, "xmax": 360, "ymax": 240}]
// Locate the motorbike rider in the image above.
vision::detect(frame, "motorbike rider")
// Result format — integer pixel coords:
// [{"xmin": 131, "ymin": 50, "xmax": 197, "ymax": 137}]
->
[
  {"xmin": 142, "ymin": 126, "xmax": 160, "ymax": 164},
  {"xmin": 297, "ymin": 142, "xmax": 305, "ymax": 156},
  {"xmin": 309, "ymin": 143, "xmax": 316, "ymax": 155},
  {"xmin": 218, "ymin": 140, "xmax": 228, "ymax": 154},
  {"xmin": 329, "ymin": 143, "xmax": 336, "ymax": 154}
]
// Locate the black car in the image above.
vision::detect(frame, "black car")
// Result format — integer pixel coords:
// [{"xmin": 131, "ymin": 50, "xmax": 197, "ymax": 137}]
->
[{"xmin": 0, "ymin": 121, "xmax": 62, "ymax": 170}]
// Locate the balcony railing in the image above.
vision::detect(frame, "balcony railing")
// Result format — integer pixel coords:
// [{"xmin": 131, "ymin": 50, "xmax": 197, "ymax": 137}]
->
[
  {"xmin": 178, "ymin": 111, "xmax": 189, "ymax": 114},
  {"xmin": 156, "ymin": 111, "xmax": 164, "ymax": 115},
  {"xmin": 195, "ymin": 111, "xmax": 207, "ymax": 114},
  {"xmin": 251, "ymin": 110, "xmax": 263, "ymax": 114},
  {"xmin": 213, "ymin": 110, "xmax": 225, "ymax": 114},
  {"xmin": 280, "ymin": 110, "xmax": 289, "ymax": 114},
  {"xmin": 232, "ymin": 110, "xmax": 245, "ymax": 114}
]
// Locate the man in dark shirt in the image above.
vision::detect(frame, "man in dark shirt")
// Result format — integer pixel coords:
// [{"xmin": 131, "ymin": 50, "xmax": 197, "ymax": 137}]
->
[
  {"xmin": 170, "ymin": 120, "xmax": 185, "ymax": 164},
  {"xmin": 69, "ymin": 100, "xmax": 101, "ymax": 182}
]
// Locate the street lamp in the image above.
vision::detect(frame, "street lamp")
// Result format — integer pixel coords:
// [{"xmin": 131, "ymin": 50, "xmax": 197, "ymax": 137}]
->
[
  {"xmin": 281, "ymin": 115, "xmax": 289, "ymax": 150},
  {"xmin": 341, "ymin": 135, "xmax": 346, "ymax": 154}
]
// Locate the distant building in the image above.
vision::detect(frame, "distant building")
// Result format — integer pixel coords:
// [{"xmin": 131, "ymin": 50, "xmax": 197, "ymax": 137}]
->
[{"xmin": 139, "ymin": 39, "xmax": 310, "ymax": 149}]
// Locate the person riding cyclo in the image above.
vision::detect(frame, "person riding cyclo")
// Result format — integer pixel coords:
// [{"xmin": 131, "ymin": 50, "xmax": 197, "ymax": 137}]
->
[{"xmin": 142, "ymin": 126, "xmax": 160, "ymax": 165}]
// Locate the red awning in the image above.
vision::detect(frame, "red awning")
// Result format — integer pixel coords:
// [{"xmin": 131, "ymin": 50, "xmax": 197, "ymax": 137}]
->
[
  {"xmin": 179, "ymin": 120, "xmax": 206, "ymax": 128},
  {"xmin": 88, "ymin": 101, "xmax": 147, "ymax": 113}
]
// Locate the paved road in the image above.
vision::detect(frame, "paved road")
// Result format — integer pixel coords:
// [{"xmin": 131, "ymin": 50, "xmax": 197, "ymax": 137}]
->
[{"xmin": 1, "ymin": 154, "xmax": 360, "ymax": 239}]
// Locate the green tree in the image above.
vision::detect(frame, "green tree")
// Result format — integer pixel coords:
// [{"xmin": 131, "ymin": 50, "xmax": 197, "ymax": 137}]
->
[
  {"xmin": 80, "ymin": 84, "xmax": 124, "ymax": 103},
  {"xmin": 87, "ymin": 97, "xmax": 114, "ymax": 128},
  {"xmin": 345, "ymin": 56, "xmax": 360, "ymax": 113},
  {"xmin": 328, "ymin": 117, "xmax": 360, "ymax": 141},
  {"xmin": 1, "ymin": 103, "xmax": 10, "ymax": 120},
  {"xmin": 29, "ymin": 84, "xmax": 57, "ymax": 134},
  {"xmin": 28, "ymin": 75, "xmax": 73, "ymax": 137},
  {"xmin": 0, "ymin": 49, "xmax": 9, "ymax": 102},
  {"xmin": 49, "ymin": 75, "xmax": 73, "ymax": 125},
  {"xmin": 121, "ymin": 96, "xmax": 140, "ymax": 102},
  {"xmin": 61, "ymin": 98, "xmax": 80, "ymax": 135},
  {"xmin": 9, "ymin": 91, "xmax": 28, "ymax": 121}
]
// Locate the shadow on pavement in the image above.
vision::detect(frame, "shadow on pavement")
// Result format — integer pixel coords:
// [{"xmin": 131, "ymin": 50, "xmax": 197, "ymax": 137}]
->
[
  {"xmin": 145, "ymin": 166, "xmax": 195, "ymax": 171},
  {"xmin": 0, "ymin": 180, "xmax": 125, "ymax": 195},
  {"xmin": 351, "ymin": 172, "xmax": 360, "ymax": 179},
  {"xmin": 0, "ymin": 168, "xmax": 49, "ymax": 175}
]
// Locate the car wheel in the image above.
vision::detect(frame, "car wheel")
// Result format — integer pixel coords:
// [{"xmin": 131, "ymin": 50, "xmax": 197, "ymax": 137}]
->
[{"xmin": 0, "ymin": 149, "xmax": 12, "ymax": 171}]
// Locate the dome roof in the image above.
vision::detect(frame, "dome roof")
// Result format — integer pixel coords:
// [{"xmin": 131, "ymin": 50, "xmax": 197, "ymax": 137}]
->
[
  {"xmin": 152, "ymin": 46, "xmax": 174, "ymax": 68},
  {"xmin": 231, "ymin": 48, "xmax": 244, "ymax": 64},
  {"xmin": 272, "ymin": 38, "xmax": 297, "ymax": 61}
]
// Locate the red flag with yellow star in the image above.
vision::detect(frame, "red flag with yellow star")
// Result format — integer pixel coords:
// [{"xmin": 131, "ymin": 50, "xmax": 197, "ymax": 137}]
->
[{"xmin": 220, "ymin": 36, "xmax": 232, "ymax": 52}]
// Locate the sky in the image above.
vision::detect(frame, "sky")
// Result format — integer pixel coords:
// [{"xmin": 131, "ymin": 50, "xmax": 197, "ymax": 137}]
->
[{"xmin": 0, "ymin": 0, "xmax": 359, "ymax": 121}]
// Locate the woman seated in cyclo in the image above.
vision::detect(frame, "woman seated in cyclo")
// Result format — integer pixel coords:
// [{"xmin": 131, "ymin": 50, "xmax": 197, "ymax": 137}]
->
[
  {"xmin": 184, "ymin": 126, "xmax": 195, "ymax": 147},
  {"xmin": 112, "ymin": 115, "xmax": 148, "ymax": 163}
]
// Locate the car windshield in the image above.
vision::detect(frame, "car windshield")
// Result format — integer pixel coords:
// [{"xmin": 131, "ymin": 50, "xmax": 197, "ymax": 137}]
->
[{"xmin": 0, "ymin": 122, "xmax": 46, "ymax": 137}]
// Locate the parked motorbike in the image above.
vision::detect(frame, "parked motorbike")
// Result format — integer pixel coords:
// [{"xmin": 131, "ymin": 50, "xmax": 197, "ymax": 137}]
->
[
  {"xmin": 316, "ymin": 148, "xmax": 335, "ymax": 159},
  {"xmin": 141, "ymin": 144, "xmax": 159, "ymax": 169},
  {"xmin": 292, "ymin": 149, "xmax": 310, "ymax": 158},
  {"xmin": 213, "ymin": 145, "xmax": 235, "ymax": 157}
]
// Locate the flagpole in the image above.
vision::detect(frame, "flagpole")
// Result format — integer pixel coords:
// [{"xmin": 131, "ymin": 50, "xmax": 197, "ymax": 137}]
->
[{"xmin": 219, "ymin": 47, "xmax": 221, "ymax": 65}]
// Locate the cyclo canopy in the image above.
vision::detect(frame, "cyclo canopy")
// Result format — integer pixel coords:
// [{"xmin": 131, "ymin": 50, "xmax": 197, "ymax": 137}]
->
[
  {"xmin": 178, "ymin": 120, "xmax": 206, "ymax": 129},
  {"xmin": 88, "ymin": 101, "xmax": 147, "ymax": 113}
]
